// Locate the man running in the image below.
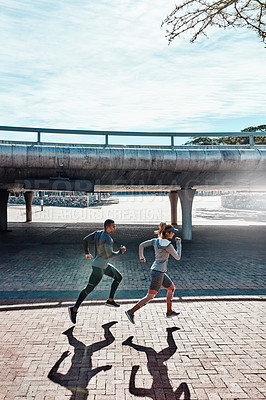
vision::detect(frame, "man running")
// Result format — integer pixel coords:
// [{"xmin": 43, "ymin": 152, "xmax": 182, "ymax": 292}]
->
[{"xmin": 68, "ymin": 219, "xmax": 126, "ymax": 324}]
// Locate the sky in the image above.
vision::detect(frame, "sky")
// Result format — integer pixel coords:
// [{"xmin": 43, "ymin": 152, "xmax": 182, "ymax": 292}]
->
[{"xmin": 0, "ymin": 0, "xmax": 265, "ymax": 145}]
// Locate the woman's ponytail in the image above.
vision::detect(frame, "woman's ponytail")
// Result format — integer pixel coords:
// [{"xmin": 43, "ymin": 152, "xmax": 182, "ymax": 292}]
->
[
  {"xmin": 155, "ymin": 222, "xmax": 174, "ymax": 238},
  {"xmin": 155, "ymin": 222, "xmax": 166, "ymax": 237}
]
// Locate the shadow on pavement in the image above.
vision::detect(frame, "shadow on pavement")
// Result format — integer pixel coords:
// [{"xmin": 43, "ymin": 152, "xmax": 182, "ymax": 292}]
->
[
  {"xmin": 48, "ymin": 323, "xmax": 191, "ymax": 400},
  {"xmin": 122, "ymin": 327, "xmax": 190, "ymax": 399},
  {"xmin": 48, "ymin": 321, "xmax": 117, "ymax": 400}
]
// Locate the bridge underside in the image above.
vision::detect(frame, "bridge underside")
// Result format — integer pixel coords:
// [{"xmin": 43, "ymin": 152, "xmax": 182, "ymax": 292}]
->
[
  {"xmin": 1, "ymin": 144, "xmax": 266, "ymax": 237},
  {"xmin": 1, "ymin": 168, "xmax": 266, "ymax": 193},
  {"xmin": 1, "ymin": 144, "xmax": 266, "ymax": 191}
]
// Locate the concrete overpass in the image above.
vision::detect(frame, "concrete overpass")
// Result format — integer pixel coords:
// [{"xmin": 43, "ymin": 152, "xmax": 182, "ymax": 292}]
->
[{"xmin": 1, "ymin": 126, "xmax": 266, "ymax": 239}]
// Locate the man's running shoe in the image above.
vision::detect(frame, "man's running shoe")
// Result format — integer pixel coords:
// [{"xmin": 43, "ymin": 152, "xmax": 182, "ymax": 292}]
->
[
  {"xmin": 105, "ymin": 299, "xmax": 120, "ymax": 308},
  {"xmin": 125, "ymin": 310, "xmax": 135, "ymax": 324},
  {"xmin": 166, "ymin": 311, "xmax": 180, "ymax": 318},
  {"xmin": 68, "ymin": 306, "xmax": 77, "ymax": 324}
]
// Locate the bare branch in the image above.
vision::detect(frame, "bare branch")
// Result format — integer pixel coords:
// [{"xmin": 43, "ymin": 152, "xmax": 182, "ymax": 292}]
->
[{"xmin": 162, "ymin": 0, "xmax": 266, "ymax": 44}]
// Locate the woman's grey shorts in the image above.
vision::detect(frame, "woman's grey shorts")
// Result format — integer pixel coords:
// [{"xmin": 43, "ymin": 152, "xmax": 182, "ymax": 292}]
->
[{"xmin": 149, "ymin": 270, "xmax": 173, "ymax": 292}]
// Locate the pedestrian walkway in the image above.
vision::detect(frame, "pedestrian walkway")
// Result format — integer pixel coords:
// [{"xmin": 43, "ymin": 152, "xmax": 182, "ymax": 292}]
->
[
  {"xmin": 0, "ymin": 223, "xmax": 265, "ymax": 301},
  {"xmin": 0, "ymin": 223, "xmax": 265, "ymax": 399},
  {"xmin": 0, "ymin": 298, "xmax": 265, "ymax": 400}
]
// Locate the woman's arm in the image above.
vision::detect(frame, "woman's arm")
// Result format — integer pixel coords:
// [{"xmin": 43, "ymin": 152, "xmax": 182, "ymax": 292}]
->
[
  {"xmin": 167, "ymin": 240, "xmax": 182, "ymax": 260},
  {"xmin": 139, "ymin": 239, "xmax": 154, "ymax": 260}
]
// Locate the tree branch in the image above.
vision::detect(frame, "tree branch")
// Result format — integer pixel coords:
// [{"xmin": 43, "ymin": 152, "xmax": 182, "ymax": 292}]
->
[{"xmin": 162, "ymin": 0, "xmax": 266, "ymax": 44}]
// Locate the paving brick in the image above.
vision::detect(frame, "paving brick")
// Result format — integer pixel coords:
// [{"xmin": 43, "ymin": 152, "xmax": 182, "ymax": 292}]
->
[
  {"xmin": 0, "ymin": 223, "xmax": 266, "ymax": 399},
  {"xmin": 206, "ymin": 392, "xmax": 222, "ymax": 400}
]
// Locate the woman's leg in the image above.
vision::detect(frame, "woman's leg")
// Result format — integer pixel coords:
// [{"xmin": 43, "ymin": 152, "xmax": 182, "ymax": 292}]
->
[
  {"xmin": 129, "ymin": 270, "xmax": 164, "ymax": 314},
  {"xmin": 162, "ymin": 273, "xmax": 175, "ymax": 314},
  {"xmin": 130, "ymin": 289, "xmax": 158, "ymax": 314}
]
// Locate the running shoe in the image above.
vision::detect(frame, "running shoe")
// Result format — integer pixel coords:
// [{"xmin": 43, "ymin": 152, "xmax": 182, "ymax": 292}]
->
[
  {"xmin": 105, "ymin": 299, "xmax": 120, "ymax": 308},
  {"xmin": 166, "ymin": 311, "xmax": 180, "ymax": 318},
  {"xmin": 68, "ymin": 306, "xmax": 77, "ymax": 324},
  {"xmin": 125, "ymin": 310, "xmax": 135, "ymax": 324}
]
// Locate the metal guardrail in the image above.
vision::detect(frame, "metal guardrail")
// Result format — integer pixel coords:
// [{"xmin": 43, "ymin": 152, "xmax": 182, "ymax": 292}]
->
[{"xmin": 0, "ymin": 125, "xmax": 265, "ymax": 147}]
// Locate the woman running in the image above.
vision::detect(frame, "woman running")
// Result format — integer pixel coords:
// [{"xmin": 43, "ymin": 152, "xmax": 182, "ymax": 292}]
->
[{"xmin": 125, "ymin": 222, "xmax": 182, "ymax": 324}]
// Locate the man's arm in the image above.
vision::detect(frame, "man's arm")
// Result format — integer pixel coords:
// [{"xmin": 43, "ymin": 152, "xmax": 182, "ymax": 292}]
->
[
  {"xmin": 83, "ymin": 231, "xmax": 96, "ymax": 255},
  {"xmin": 103, "ymin": 239, "xmax": 122, "ymax": 259}
]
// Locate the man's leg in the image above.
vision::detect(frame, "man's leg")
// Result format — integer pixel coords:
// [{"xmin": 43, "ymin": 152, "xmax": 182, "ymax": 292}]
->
[
  {"xmin": 68, "ymin": 267, "xmax": 103, "ymax": 323},
  {"xmin": 75, "ymin": 267, "xmax": 103, "ymax": 308},
  {"xmin": 104, "ymin": 264, "xmax": 122, "ymax": 307}
]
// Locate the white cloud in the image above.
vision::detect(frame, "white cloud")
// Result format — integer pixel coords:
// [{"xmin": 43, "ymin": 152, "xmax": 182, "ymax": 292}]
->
[{"xmin": 0, "ymin": 0, "xmax": 265, "ymax": 140}]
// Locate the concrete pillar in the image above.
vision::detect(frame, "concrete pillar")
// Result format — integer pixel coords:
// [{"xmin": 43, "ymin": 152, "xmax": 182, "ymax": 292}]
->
[
  {"xmin": 0, "ymin": 190, "xmax": 9, "ymax": 232},
  {"xmin": 23, "ymin": 191, "xmax": 34, "ymax": 222},
  {"xmin": 168, "ymin": 191, "xmax": 179, "ymax": 225},
  {"xmin": 177, "ymin": 188, "xmax": 196, "ymax": 240}
]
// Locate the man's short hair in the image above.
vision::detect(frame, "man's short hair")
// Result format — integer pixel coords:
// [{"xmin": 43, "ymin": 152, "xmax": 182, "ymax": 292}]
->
[{"xmin": 104, "ymin": 219, "xmax": 115, "ymax": 228}]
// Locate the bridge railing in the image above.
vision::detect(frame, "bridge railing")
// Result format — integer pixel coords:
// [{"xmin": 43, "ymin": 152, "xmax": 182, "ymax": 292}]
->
[{"xmin": 0, "ymin": 125, "xmax": 265, "ymax": 147}]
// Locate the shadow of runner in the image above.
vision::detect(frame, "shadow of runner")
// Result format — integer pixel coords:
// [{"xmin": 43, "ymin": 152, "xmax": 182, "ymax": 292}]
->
[
  {"xmin": 123, "ymin": 327, "xmax": 190, "ymax": 399},
  {"xmin": 48, "ymin": 321, "xmax": 117, "ymax": 399}
]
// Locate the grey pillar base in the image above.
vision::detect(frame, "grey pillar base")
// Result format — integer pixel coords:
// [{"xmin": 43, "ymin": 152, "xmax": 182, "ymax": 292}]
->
[
  {"xmin": 0, "ymin": 190, "xmax": 9, "ymax": 232},
  {"xmin": 23, "ymin": 191, "xmax": 34, "ymax": 222},
  {"xmin": 177, "ymin": 188, "xmax": 196, "ymax": 240},
  {"xmin": 168, "ymin": 191, "xmax": 179, "ymax": 226}
]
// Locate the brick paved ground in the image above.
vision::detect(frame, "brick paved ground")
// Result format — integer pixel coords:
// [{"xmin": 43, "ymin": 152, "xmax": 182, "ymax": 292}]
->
[
  {"xmin": 0, "ymin": 223, "xmax": 265, "ymax": 300},
  {"xmin": 0, "ymin": 299, "xmax": 265, "ymax": 400},
  {"xmin": 0, "ymin": 223, "xmax": 265, "ymax": 399}
]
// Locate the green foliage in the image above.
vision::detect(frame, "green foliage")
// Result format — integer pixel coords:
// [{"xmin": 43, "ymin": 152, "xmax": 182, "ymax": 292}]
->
[
  {"xmin": 241, "ymin": 125, "xmax": 266, "ymax": 132},
  {"xmin": 185, "ymin": 137, "xmax": 219, "ymax": 145},
  {"xmin": 185, "ymin": 125, "xmax": 266, "ymax": 145}
]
